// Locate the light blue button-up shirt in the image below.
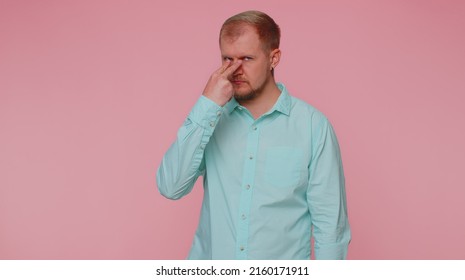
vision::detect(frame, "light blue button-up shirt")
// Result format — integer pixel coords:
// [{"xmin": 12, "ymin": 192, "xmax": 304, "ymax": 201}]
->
[{"xmin": 157, "ymin": 83, "xmax": 351, "ymax": 259}]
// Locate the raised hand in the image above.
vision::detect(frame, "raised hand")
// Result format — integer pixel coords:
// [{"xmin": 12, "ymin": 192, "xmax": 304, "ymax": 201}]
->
[{"xmin": 202, "ymin": 60, "xmax": 242, "ymax": 106}]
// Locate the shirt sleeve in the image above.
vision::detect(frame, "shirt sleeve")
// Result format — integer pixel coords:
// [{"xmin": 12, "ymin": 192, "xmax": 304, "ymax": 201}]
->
[
  {"xmin": 307, "ymin": 116, "xmax": 351, "ymax": 259},
  {"xmin": 156, "ymin": 95, "xmax": 222, "ymax": 200}
]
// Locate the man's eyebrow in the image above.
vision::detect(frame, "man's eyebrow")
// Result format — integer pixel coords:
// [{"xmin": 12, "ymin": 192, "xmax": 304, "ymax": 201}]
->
[{"xmin": 221, "ymin": 55, "xmax": 255, "ymax": 59}]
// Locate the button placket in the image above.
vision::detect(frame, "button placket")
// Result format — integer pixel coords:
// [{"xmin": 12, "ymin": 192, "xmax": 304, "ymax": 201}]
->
[{"xmin": 236, "ymin": 122, "xmax": 260, "ymax": 259}]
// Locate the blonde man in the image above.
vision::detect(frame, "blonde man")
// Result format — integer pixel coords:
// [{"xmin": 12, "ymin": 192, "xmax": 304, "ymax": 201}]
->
[{"xmin": 157, "ymin": 10, "xmax": 351, "ymax": 260}]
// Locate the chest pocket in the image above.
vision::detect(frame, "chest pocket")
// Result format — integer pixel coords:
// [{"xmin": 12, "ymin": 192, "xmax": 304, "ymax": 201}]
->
[{"xmin": 264, "ymin": 147, "xmax": 304, "ymax": 188}]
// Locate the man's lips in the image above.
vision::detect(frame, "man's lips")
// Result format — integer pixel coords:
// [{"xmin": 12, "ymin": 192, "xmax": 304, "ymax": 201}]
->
[{"xmin": 232, "ymin": 80, "xmax": 246, "ymax": 85}]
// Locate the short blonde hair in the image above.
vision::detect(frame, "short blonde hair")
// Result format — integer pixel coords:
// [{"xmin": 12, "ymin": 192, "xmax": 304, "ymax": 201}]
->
[{"xmin": 220, "ymin": 10, "xmax": 281, "ymax": 52}]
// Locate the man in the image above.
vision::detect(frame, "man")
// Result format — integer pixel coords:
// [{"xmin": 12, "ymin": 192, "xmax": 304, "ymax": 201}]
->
[{"xmin": 157, "ymin": 10, "xmax": 351, "ymax": 260}]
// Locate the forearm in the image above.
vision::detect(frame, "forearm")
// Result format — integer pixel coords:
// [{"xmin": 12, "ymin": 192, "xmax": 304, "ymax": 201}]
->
[
  {"xmin": 157, "ymin": 95, "xmax": 223, "ymax": 200},
  {"xmin": 313, "ymin": 222, "xmax": 351, "ymax": 260},
  {"xmin": 310, "ymin": 172, "xmax": 350, "ymax": 259},
  {"xmin": 156, "ymin": 125, "xmax": 206, "ymax": 200}
]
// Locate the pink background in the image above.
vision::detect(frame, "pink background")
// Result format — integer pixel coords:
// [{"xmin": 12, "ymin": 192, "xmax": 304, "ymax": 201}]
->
[{"xmin": 1, "ymin": 0, "xmax": 464, "ymax": 259}]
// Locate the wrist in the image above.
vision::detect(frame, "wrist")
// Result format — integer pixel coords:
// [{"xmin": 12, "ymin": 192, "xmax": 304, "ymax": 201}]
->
[{"xmin": 202, "ymin": 92, "xmax": 229, "ymax": 107}]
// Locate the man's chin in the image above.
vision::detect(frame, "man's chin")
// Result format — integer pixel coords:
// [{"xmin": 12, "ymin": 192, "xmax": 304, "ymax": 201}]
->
[{"xmin": 234, "ymin": 91, "xmax": 257, "ymax": 101}]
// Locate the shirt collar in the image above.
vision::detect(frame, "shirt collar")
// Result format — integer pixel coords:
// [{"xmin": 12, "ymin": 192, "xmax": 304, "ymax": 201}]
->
[
  {"xmin": 224, "ymin": 83, "xmax": 291, "ymax": 116},
  {"xmin": 224, "ymin": 97, "xmax": 240, "ymax": 114}
]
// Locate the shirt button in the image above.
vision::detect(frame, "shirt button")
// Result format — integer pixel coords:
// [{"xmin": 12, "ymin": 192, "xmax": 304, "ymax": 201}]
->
[
  {"xmin": 241, "ymin": 214, "xmax": 246, "ymax": 220},
  {"xmin": 209, "ymin": 121, "xmax": 215, "ymax": 127},
  {"xmin": 217, "ymin": 111, "xmax": 222, "ymax": 116},
  {"xmin": 240, "ymin": 246, "xmax": 245, "ymax": 251},
  {"xmin": 246, "ymin": 184, "xmax": 250, "ymax": 190},
  {"xmin": 252, "ymin": 126, "xmax": 257, "ymax": 131},
  {"xmin": 200, "ymin": 144, "xmax": 205, "ymax": 149},
  {"xmin": 249, "ymin": 155, "xmax": 253, "ymax": 160}
]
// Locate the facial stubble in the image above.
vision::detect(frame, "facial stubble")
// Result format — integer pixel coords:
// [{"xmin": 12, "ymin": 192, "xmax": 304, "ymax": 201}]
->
[{"xmin": 232, "ymin": 77, "xmax": 268, "ymax": 102}]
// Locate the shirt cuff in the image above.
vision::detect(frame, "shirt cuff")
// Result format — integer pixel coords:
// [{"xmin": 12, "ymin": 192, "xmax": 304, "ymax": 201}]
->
[
  {"xmin": 188, "ymin": 95, "xmax": 223, "ymax": 132},
  {"xmin": 314, "ymin": 242, "xmax": 349, "ymax": 260}
]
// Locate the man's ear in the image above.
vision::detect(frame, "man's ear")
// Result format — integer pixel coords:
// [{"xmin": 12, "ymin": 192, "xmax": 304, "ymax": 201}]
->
[{"xmin": 270, "ymin": 48, "xmax": 281, "ymax": 69}]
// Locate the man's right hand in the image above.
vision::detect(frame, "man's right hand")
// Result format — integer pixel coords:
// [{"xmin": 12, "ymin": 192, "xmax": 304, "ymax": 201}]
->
[{"xmin": 202, "ymin": 60, "xmax": 242, "ymax": 107}]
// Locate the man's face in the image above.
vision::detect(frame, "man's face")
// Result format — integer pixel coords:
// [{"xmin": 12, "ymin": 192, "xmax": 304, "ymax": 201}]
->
[{"xmin": 220, "ymin": 25, "xmax": 274, "ymax": 101}]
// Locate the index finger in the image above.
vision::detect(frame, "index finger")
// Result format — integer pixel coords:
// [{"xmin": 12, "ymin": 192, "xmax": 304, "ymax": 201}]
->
[
  {"xmin": 216, "ymin": 59, "xmax": 231, "ymax": 74},
  {"xmin": 221, "ymin": 60, "xmax": 242, "ymax": 77}
]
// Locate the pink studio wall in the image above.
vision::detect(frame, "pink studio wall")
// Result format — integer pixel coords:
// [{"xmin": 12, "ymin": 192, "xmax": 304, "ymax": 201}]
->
[{"xmin": 1, "ymin": 0, "xmax": 464, "ymax": 259}]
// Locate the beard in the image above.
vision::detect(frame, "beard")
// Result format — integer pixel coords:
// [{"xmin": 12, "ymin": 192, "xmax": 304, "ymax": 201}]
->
[
  {"xmin": 233, "ymin": 79, "xmax": 267, "ymax": 102},
  {"xmin": 234, "ymin": 89, "xmax": 258, "ymax": 101}
]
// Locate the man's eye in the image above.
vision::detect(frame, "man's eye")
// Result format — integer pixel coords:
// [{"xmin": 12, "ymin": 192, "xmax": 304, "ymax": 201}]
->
[
  {"xmin": 243, "ymin": 57, "xmax": 252, "ymax": 61},
  {"xmin": 224, "ymin": 57, "xmax": 232, "ymax": 61}
]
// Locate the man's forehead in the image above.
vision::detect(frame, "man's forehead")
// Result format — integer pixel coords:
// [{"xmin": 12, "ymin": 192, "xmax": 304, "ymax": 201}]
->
[
  {"xmin": 220, "ymin": 38, "xmax": 262, "ymax": 57},
  {"xmin": 220, "ymin": 24, "xmax": 259, "ymax": 43}
]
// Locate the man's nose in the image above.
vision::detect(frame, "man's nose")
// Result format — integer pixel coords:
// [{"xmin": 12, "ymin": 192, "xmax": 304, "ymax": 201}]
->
[{"xmin": 233, "ymin": 59, "xmax": 243, "ymax": 75}]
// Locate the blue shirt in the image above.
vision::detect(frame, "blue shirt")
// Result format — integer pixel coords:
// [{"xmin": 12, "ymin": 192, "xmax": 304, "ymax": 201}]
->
[{"xmin": 157, "ymin": 83, "xmax": 351, "ymax": 259}]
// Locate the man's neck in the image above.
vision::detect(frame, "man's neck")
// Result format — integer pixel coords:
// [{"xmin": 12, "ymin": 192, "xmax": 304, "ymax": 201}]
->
[{"xmin": 238, "ymin": 81, "xmax": 281, "ymax": 120}]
